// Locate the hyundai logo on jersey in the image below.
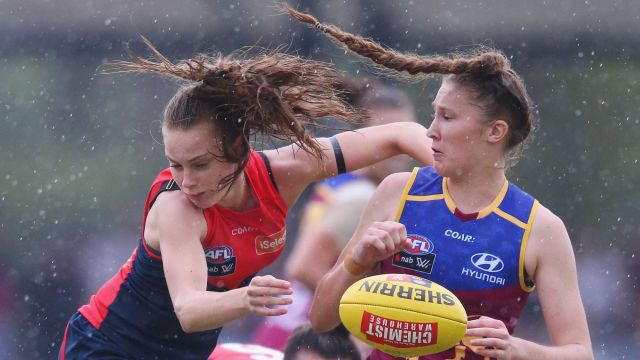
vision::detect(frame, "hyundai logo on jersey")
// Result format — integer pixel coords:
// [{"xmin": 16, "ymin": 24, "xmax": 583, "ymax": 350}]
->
[
  {"xmin": 392, "ymin": 234, "xmax": 437, "ymax": 274},
  {"xmin": 470, "ymin": 253, "xmax": 504, "ymax": 273},
  {"xmin": 204, "ymin": 245, "xmax": 237, "ymax": 276}
]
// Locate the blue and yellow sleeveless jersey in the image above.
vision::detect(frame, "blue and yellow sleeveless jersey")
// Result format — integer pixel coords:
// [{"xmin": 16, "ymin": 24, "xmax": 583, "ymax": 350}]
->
[{"xmin": 378, "ymin": 167, "xmax": 539, "ymax": 360}]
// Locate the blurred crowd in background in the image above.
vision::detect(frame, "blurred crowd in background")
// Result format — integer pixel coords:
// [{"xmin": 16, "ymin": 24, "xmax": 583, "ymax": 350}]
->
[{"xmin": 1, "ymin": 0, "xmax": 639, "ymax": 358}]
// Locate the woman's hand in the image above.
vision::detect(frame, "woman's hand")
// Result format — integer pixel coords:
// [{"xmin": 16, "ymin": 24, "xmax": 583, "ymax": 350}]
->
[
  {"xmin": 350, "ymin": 221, "xmax": 412, "ymax": 268},
  {"xmin": 244, "ymin": 275, "xmax": 293, "ymax": 316},
  {"xmin": 465, "ymin": 316, "xmax": 520, "ymax": 359}
]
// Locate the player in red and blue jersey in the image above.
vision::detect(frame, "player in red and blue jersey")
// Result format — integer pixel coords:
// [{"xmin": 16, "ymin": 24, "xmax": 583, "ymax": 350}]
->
[
  {"xmin": 289, "ymin": 8, "xmax": 594, "ymax": 360},
  {"xmin": 58, "ymin": 40, "xmax": 434, "ymax": 359}
]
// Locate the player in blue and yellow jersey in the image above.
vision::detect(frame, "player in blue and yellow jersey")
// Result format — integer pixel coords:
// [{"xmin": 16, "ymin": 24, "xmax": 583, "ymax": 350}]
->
[
  {"xmin": 288, "ymin": 7, "xmax": 593, "ymax": 360},
  {"xmin": 58, "ymin": 38, "xmax": 435, "ymax": 359}
]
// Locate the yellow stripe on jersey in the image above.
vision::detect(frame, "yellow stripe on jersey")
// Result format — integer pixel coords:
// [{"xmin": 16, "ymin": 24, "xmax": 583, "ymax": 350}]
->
[
  {"xmin": 494, "ymin": 208, "xmax": 527, "ymax": 229},
  {"xmin": 394, "ymin": 168, "xmax": 420, "ymax": 222},
  {"xmin": 519, "ymin": 200, "xmax": 539, "ymax": 292},
  {"xmin": 477, "ymin": 180, "xmax": 509, "ymax": 218},
  {"xmin": 441, "ymin": 178, "xmax": 457, "ymax": 214},
  {"xmin": 442, "ymin": 178, "xmax": 509, "ymax": 219},
  {"xmin": 405, "ymin": 194, "xmax": 445, "ymax": 202}
]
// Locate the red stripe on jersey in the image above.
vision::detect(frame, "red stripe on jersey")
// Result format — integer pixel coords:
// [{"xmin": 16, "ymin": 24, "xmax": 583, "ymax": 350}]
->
[
  {"xmin": 78, "ymin": 247, "xmax": 137, "ymax": 329},
  {"xmin": 140, "ymin": 173, "xmax": 172, "ymax": 260},
  {"xmin": 59, "ymin": 321, "xmax": 70, "ymax": 360}
]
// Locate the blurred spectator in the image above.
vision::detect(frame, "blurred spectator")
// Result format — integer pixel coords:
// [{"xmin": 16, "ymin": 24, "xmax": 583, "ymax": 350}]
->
[{"xmin": 283, "ymin": 323, "xmax": 360, "ymax": 360}]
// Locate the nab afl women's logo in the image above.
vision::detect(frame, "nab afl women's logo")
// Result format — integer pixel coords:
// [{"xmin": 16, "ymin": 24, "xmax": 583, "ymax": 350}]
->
[
  {"xmin": 204, "ymin": 245, "xmax": 236, "ymax": 276},
  {"xmin": 204, "ymin": 245, "xmax": 233, "ymax": 264},
  {"xmin": 404, "ymin": 234, "xmax": 434, "ymax": 255},
  {"xmin": 393, "ymin": 234, "xmax": 436, "ymax": 274}
]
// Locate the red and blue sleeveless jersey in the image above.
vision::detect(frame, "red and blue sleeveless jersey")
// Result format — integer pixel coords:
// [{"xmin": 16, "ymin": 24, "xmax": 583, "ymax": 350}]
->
[
  {"xmin": 376, "ymin": 167, "xmax": 538, "ymax": 360},
  {"xmin": 77, "ymin": 151, "xmax": 288, "ymax": 359}
]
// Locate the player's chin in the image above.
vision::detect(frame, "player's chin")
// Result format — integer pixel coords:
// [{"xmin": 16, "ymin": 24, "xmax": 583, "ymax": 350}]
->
[
  {"xmin": 189, "ymin": 193, "xmax": 218, "ymax": 209},
  {"xmin": 432, "ymin": 162, "xmax": 448, "ymax": 177},
  {"xmin": 433, "ymin": 162, "xmax": 465, "ymax": 179}
]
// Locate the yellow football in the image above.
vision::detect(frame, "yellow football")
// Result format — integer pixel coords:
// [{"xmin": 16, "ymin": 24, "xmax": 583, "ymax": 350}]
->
[{"xmin": 339, "ymin": 273, "xmax": 467, "ymax": 357}]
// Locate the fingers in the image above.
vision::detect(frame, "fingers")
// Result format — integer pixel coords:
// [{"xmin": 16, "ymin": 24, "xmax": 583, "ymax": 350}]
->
[
  {"xmin": 466, "ymin": 327, "xmax": 508, "ymax": 340},
  {"xmin": 246, "ymin": 275, "xmax": 293, "ymax": 316},
  {"xmin": 366, "ymin": 221, "xmax": 408, "ymax": 252},
  {"xmin": 249, "ymin": 274, "xmax": 292, "ymax": 290},
  {"xmin": 353, "ymin": 221, "xmax": 409, "ymax": 266},
  {"xmin": 247, "ymin": 292, "xmax": 292, "ymax": 309},
  {"xmin": 466, "ymin": 316, "xmax": 508, "ymax": 334},
  {"xmin": 464, "ymin": 316, "xmax": 512, "ymax": 358}
]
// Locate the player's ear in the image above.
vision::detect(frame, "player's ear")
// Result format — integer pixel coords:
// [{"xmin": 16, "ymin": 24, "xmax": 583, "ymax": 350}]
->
[
  {"xmin": 486, "ymin": 119, "xmax": 509, "ymax": 144},
  {"xmin": 230, "ymin": 135, "xmax": 247, "ymax": 158}
]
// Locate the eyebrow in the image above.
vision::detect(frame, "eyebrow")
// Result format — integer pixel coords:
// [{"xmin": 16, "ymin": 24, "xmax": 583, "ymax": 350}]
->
[
  {"xmin": 165, "ymin": 152, "xmax": 212, "ymax": 163},
  {"xmin": 432, "ymin": 100, "xmax": 454, "ymax": 112}
]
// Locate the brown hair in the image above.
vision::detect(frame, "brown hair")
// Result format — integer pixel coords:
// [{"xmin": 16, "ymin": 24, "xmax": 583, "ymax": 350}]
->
[
  {"xmin": 283, "ymin": 323, "xmax": 360, "ymax": 360},
  {"xmin": 100, "ymin": 36, "xmax": 365, "ymax": 187},
  {"xmin": 284, "ymin": 6, "xmax": 534, "ymax": 163}
]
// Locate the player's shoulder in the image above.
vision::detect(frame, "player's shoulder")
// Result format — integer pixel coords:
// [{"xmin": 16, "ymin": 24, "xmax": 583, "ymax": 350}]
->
[
  {"xmin": 149, "ymin": 190, "xmax": 202, "ymax": 225},
  {"xmin": 528, "ymin": 202, "xmax": 571, "ymax": 262},
  {"xmin": 374, "ymin": 172, "xmax": 414, "ymax": 207},
  {"xmin": 379, "ymin": 171, "xmax": 414, "ymax": 190},
  {"xmin": 531, "ymin": 202, "xmax": 566, "ymax": 233}
]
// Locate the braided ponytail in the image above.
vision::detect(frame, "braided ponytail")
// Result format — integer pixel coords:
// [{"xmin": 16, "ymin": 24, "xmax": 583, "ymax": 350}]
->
[
  {"xmin": 283, "ymin": 6, "xmax": 506, "ymax": 76},
  {"xmin": 285, "ymin": 6, "xmax": 535, "ymax": 165}
]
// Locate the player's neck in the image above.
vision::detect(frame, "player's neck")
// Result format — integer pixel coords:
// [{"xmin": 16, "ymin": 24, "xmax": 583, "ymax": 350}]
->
[
  {"xmin": 218, "ymin": 174, "xmax": 257, "ymax": 211},
  {"xmin": 445, "ymin": 167, "xmax": 506, "ymax": 214}
]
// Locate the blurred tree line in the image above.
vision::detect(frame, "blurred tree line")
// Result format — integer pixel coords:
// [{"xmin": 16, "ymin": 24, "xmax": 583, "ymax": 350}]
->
[{"xmin": 0, "ymin": 0, "xmax": 638, "ymax": 358}]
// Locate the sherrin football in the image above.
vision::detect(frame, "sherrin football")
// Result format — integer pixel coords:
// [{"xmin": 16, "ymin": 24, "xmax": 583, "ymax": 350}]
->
[{"xmin": 339, "ymin": 273, "xmax": 467, "ymax": 357}]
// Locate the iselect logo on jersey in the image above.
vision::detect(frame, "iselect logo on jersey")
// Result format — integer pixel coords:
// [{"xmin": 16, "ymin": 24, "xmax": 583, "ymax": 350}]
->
[
  {"xmin": 204, "ymin": 245, "xmax": 236, "ymax": 276},
  {"xmin": 255, "ymin": 228, "xmax": 286, "ymax": 255},
  {"xmin": 392, "ymin": 234, "xmax": 436, "ymax": 274}
]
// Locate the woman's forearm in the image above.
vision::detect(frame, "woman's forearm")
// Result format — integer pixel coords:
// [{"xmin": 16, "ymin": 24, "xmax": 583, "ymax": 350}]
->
[
  {"xmin": 509, "ymin": 337, "xmax": 593, "ymax": 360},
  {"xmin": 309, "ymin": 260, "xmax": 365, "ymax": 332},
  {"xmin": 173, "ymin": 287, "xmax": 249, "ymax": 333}
]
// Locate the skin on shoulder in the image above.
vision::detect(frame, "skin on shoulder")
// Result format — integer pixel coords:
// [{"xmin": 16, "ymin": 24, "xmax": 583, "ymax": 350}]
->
[
  {"xmin": 144, "ymin": 190, "xmax": 207, "ymax": 252},
  {"xmin": 364, "ymin": 172, "xmax": 412, "ymax": 223}
]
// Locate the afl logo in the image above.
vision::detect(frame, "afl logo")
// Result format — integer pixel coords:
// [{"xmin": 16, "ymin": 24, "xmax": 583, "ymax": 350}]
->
[
  {"xmin": 403, "ymin": 234, "xmax": 434, "ymax": 255},
  {"xmin": 470, "ymin": 253, "xmax": 504, "ymax": 273},
  {"xmin": 204, "ymin": 246, "xmax": 234, "ymax": 264}
]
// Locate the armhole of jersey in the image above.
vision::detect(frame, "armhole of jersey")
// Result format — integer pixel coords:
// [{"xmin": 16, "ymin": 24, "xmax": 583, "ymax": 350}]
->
[
  {"xmin": 257, "ymin": 151, "xmax": 278, "ymax": 192},
  {"xmin": 519, "ymin": 199, "xmax": 539, "ymax": 292},
  {"xmin": 148, "ymin": 179, "xmax": 181, "ymax": 209},
  {"xmin": 143, "ymin": 179, "xmax": 181, "ymax": 260},
  {"xmin": 393, "ymin": 167, "xmax": 420, "ymax": 222}
]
